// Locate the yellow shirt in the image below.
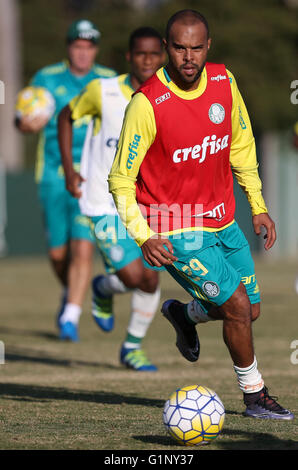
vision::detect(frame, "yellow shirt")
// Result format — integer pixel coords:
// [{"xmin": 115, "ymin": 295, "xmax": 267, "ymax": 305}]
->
[
  {"xmin": 69, "ymin": 74, "xmax": 133, "ymax": 135},
  {"xmin": 108, "ymin": 66, "xmax": 268, "ymax": 246}
]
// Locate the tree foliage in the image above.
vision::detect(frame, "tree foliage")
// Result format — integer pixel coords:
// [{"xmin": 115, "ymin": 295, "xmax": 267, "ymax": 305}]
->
[{"xmin": 20, "ymin": 0, "xmax": 297, "ymax": 133}]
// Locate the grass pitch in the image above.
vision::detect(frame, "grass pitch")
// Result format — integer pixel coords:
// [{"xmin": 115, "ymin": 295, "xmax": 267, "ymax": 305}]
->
[{"xmin": 0, "ymin": 255, "xmax": 297, "ymax": 450}]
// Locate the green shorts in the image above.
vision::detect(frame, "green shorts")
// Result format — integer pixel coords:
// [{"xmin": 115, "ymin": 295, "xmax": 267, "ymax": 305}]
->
[
  {"xmin": 38, "ymin": 181, "xmax": 94, "ymax": 248},
  {"xmin": 166, "ymin": 221, "xmax": 260, "ymax": 312},
  {"xmin": 90, "ymin": 214, "xmax": 143, "ymax": 274}
]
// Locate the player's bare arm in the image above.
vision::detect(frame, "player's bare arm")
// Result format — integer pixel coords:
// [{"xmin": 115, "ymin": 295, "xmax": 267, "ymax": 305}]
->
[
  {"xmin": 252, "ymin": 213, "xmax": 276, "ymax": 250},
  {"xmin": 58, "ymin": 105, "xmax": 85, "ymax": 198},
  {"xmin": 141, "ymin": 235, "xmax": 177, "ymax": 267}
]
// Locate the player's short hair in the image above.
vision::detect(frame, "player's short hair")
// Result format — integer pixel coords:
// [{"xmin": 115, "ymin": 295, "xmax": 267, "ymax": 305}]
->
[
  {"xmin": 166, "ymin": 9, "xmax": 210, "ymax": 40},
  {"xmin": 129, "ymin": 27, "xmax": 163, "ymax": 51}
]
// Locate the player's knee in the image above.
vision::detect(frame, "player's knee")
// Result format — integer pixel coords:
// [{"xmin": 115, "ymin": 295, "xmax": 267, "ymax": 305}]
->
[
  {"xmin": 139, "ymin": 270, "xmax": 159, "ymax": 293},
  {"xmin": 118, "ymin": 262, "xmax": 144, "ymax": 289},
  {"xmin": 222, "ymin": 283, "xmax": 252, "ymax": 324},
  {"xmin": 70, "ymin": 240, "xmax": 94, "ymax": 264},
  {"xmin": 251, "ymin": 302, "xmax": 260, "ymax": 322},
  {"xmin": 49, "ymin": 246, "xmax": 68, "ymax": 264}
]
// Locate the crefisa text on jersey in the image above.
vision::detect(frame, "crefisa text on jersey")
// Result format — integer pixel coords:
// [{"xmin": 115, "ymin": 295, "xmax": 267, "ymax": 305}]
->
[{"xmin": 103, "ymin": 453, "xmax": 195, "ymax": 466}]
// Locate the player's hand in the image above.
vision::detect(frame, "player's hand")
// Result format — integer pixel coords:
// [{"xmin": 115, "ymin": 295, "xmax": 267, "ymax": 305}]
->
[
  {"xmin": 252, "ymin": 213, "xmax": 276, "ymax": 250},
  {"xmin": 141, "ymin": 235, "xmax": 178, "ymax": 267},
  {"xmin": 65, "ymin": 171, "xmax": 85, "ymax": 198},
  {"xmin": 17, "ymin": 115, "xmax": 49, "ymax": 133}
]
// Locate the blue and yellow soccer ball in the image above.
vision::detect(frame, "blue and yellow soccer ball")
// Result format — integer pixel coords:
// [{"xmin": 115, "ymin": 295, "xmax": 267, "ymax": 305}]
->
[
  {"xmin": 15, "ymin": 86, "xmax": 55, "ymax": 121},
  {"xmin": 163, "ymin": 385, "xmax": 225, "ymax": 446}
]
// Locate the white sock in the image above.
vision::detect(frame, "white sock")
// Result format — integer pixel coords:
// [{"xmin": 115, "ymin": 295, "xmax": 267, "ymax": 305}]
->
[
  {"xmin": 95, "ymin": 274, "xmax": 128, "ymax": 296},
  {"xmin": 186, "ymin": 300, "xmax": 216, "ymax": 323},
  {"xmin": 60, "ymin": 303, "xmax": 82, "ymax": 325},
  {"xmin": 125, "ymin": 288, "xmax": 161, "ymax": 342},
  {"xmin": 233, "ymin": 356, "xmax": 264, "ymax": 393}
]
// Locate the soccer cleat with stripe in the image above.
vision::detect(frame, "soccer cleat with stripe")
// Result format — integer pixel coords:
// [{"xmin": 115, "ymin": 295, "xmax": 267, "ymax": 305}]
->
[
  {"xmin": 244, "ymin": 386, "xmax": 294, "ymax": 420},
  {"xmin": 91, "ymin": 275, "xmax": 114, "ymax": 332},
  {"xmin": 120, "ymin": 345, "xmax": 158, "ymax": 372},
  {"xmin": 161, "ymin": 299, "xmax": 200, "ymax": 362}
]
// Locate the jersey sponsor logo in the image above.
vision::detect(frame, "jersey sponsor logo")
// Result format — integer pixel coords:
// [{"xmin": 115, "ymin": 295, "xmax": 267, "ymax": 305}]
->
[
  {"xmin": 210, "ymin": 74, "xmax": 227, "ymax": 82},
  {"xmin": 209, "ymin": 103, "xmax": 225, "ymax": 124},
  {"xmin": 202, "ymin": 281, "xmax": 220, "ymax": 298},
  {"xmin": 106, "ymin": 137, "xmax": 119, "ymax": 148},
  {"xmin": 238, "ymin": 106, "xmax": 247, "ymax": 129},
  {"xmin": 172, "ymin": 134, "xmax": 229, "ymax": 164},
  {"xmin": 126, "ymin": 134, "xmax": 141, "ymax": 169},
  {"xmin": 192, "ymin": 202, "xmax": 226, "ymax": 222},
  {"xmin": 155, "ymin": 92, "xmax": 171, "ymax": 105}
]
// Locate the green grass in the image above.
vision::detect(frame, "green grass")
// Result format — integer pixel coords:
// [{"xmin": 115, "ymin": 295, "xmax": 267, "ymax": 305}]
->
[{"xmin": 0, "ymin": 256, "xmax": 297, "ymax": 450}]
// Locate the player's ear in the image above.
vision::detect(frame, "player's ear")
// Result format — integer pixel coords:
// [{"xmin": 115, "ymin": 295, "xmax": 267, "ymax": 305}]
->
[
  {"xmin": 207, "ymin": 38, "xmax": 211, "ymax": 51},
  {"xmin": 163, "ymin": 38, "xmax": 168, "ymax": 51},
  {"xmin": 126, "ymin": 51, "xmax": 131, "ymax": 63}
]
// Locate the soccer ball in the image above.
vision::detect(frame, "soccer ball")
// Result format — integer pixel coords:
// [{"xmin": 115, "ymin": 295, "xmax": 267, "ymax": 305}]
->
[
  {"xmin": 163, "ymin": 385, "xmax": 225, "ymax": 446},
  {"xmin": 15, "ymin": 86, "xmax": 55, "ymax": 122}
]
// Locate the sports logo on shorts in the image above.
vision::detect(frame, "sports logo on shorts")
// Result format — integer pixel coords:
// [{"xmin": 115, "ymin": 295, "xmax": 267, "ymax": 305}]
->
[
  {"xmin": 202, "ymin": 281, "xmax": 220, "ymax": 298},
  {"xmin": 208, "ymin": 103, "xmax": 225, "ymax": 124},
  {"xmin": 109, "ymin": 245, "xmax": 124, "ymax": 263}
]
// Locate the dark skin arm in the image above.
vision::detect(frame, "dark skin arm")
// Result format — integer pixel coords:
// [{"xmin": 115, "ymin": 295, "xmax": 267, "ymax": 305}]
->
[
  {"xmin": 58, "ymin": 105, "xmax": 84, "ymax": 198},
  {"xmin": 141, "ymin": 235, "xmax": 178, "ymax": 267},
  {"xmin": 252, "ymin": 212, "xmax": 276, "ymax": 250}
]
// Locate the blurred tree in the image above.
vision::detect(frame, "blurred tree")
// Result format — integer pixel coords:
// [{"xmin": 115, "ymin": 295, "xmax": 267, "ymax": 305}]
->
[{"xmin": 18, "ymin": 0, "xmax": 297, "ymax": 167}]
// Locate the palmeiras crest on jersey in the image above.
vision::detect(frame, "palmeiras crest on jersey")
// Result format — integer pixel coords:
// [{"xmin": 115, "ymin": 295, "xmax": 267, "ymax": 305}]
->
[
  {"xmin": 208, "ymin": 103, "xmax": 225, "ymax": 124},
  {"xmin": 202, "ymin": 281, "xmax": 220, "ymax": 298}
]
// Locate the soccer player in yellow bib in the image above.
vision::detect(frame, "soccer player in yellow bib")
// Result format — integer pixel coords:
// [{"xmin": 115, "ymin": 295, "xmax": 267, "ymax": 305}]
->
[
  {"xmin": 108, "ymin": 10, "xmax": 294, "ymax": 418},
  {"xmin": 58, "ymin": 27, "xmax": 165, "ymax": 371}
]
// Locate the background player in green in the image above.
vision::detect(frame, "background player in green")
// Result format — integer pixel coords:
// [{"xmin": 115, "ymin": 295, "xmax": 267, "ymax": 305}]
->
[{"xmin": 16, "ymin": 19, "xmax": 117, "ymax": 341}]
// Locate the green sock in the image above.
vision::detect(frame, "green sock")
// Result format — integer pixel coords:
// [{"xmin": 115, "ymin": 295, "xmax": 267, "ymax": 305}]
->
[{"xmin": 124, "ymin": 333, "xmax": 142, "ymax": 349}]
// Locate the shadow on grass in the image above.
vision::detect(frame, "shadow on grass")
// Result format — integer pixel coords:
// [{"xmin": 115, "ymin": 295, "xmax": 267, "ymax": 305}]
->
[
  {"xmin": 3, "ymin": 346, "xmax": 120, "ymax": 369},
  {"xmin": 218, "ymin": 427, "xmax": 298, "ymax": 450},
  {"xmin": 134, "ymin": 428, "xmax": 298, "ymax": 450},
  {"xmin": 0, "ymin": 326, "xmax": 59, "ymax": 341},
  {"xmin": 0, "ymin": 383, "xmax": 165, "ymax": 408}
]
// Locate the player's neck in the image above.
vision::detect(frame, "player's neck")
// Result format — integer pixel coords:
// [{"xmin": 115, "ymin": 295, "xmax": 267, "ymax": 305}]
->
[
  {"xmin": 129, "ymin": 74, "xmax": 141, "ymax": 91},
  {"xmin": 165, "ymin": 64, "xmax": 202, "ymax": 92},
  {"xmin": 69, "ymin": 64, "xmax": 92, "ymax": 77}
]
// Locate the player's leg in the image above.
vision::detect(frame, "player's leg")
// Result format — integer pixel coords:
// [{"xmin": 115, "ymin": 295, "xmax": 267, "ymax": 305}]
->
[
  {"xmin": 162, "ymin": 229, "xmax": 294, "ymax": 419},
  {"xmin": 59, "ymin": 238, "xmax": 94, "ymax": 337},
  {"xmin": 219, "ymin": 282, "xmax": 293, "ymax": 419},
  {"xmin": 58, "ymin": 196, "xmax": 95, "ymax": 341},
  {"xmin": 162, "ymin": 231, "xmax": 240, "ymax": 362},
  {"xmin": 48, "ymin": 244, "xmax": 69, "ymax": 287},
  {"xmin": 117, "ymin": 263, "xmax": 160, "ymax": 371},
  {"xmin": 91, "ymin": 215, "xmax": 160, "ymax": 371},
  {"xmin": 38, "ymin": 181, "xmax": 71, "ymax": 326}
]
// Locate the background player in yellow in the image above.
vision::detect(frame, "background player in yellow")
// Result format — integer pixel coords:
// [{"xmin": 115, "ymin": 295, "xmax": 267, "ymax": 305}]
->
[
  {"xmin": 109, "ymin": 10, "xmax": 293, "ymax": 418},
  {"xmin": 15, "ymin": 20, "xmax": 117, "ymax": 342},
  {"xmin": 58, "ymin": 28, "xmax": 166, "ymax": 371}
]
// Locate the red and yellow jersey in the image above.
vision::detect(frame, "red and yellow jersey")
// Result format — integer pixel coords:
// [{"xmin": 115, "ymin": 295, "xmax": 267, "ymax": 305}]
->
[{"xmin": 108, "ymin": 65, "xmax": 268, "ymax": 246}]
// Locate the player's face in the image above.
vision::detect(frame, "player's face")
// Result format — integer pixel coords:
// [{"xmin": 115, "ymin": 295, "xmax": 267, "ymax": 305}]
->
[
  {"xmin": 68, "ymin": 39, "xmax": 98, "ymax": 75},
  {"xmin": 127, "ymin": 37, "xmax": 165, "ymax": 86},
  {"xmin": 165, "ymin": 21, "xmax": 211, "ymax": 90}
]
